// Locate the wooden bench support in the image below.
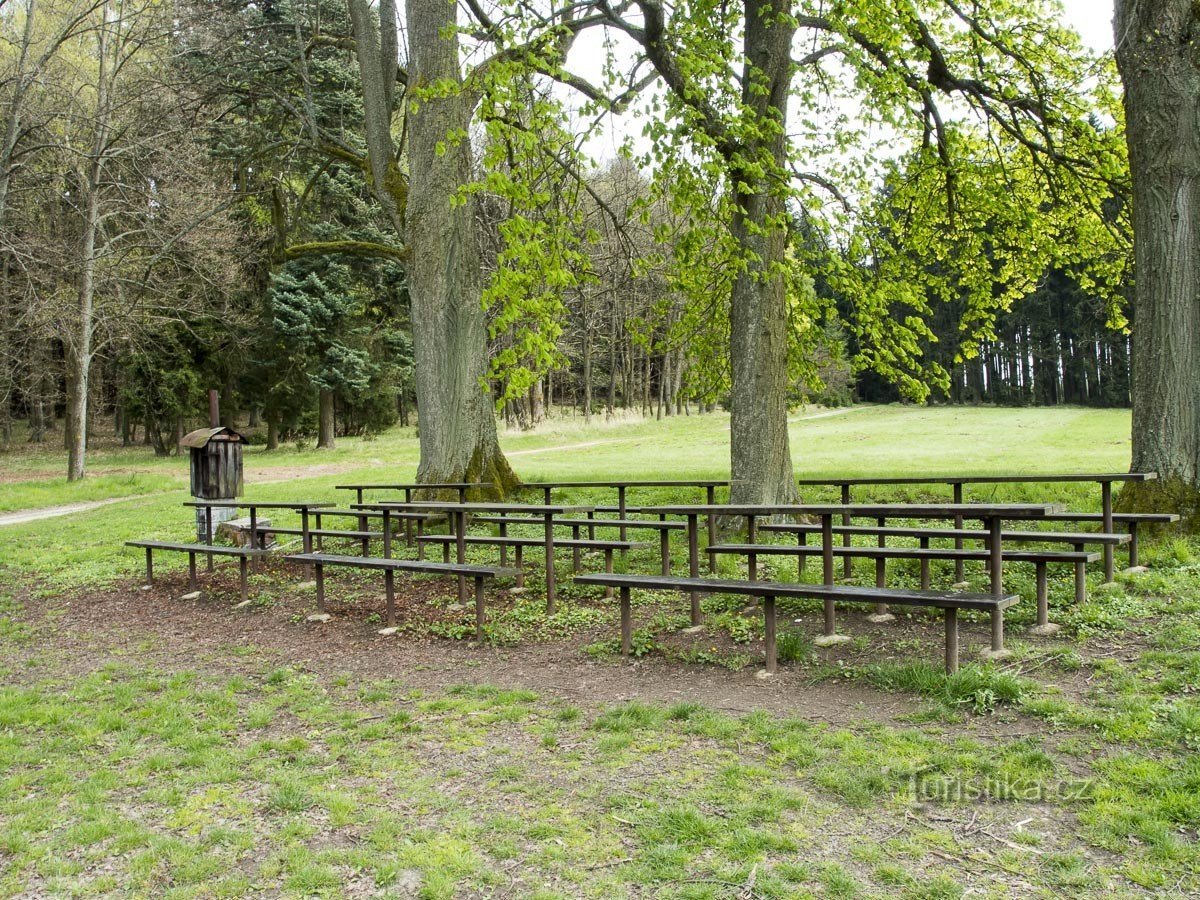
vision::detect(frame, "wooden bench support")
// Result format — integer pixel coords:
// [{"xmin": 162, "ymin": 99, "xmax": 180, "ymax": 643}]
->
[
  {"xmin": 581, "ymin": 573, "xmax": 1018, "ymax": 674},
  {"xmin": 128, "ymin": 540, "xmax": 267, "ymax": 604},
  {"xmin": 289, "ymin": 553, "xmax": 512, "ymax": 639}
]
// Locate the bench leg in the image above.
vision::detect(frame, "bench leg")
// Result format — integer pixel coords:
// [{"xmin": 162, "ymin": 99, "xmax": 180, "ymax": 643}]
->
[
  {"xmin": 315, "ymin": 564, "xmax": 325, "ymax": 612},
  {"xmin": 797, "ymin": 532, "xmax": 807, "ymax": 578},
  {"xmin": 572, "ymin": 525, "xmax": 581, "ymax": 573},
  {"xmin": 980, "ymin": 607, "xmax": 1009, "ymax": 660},
  {"xmin": 588, "ymin": 510, "xmax": 596, "ymax": 541},
  {"xmin": 239, "ymin": 556, "xmax": 248, "ymax": 604},
  {"xmin": 870, "ymin": 556, "xmax": 892, "ymax": 622},
  {"xmin": 920, "ymin": 537, "xmax": 930, "ymax": 590},
  {"xmin": 442, "ymin": 542, "xmax": 451, "ymax": 564},
  {"xmin": 384, "ymin": 569, "xmax": 395, "ymax": 627},
  {"xmin": 1128, "ymin": 523, "xmax": 1139, "ymax": 569},
  {"xmin": 361, "ymin": 533, "xmax": 369, "ymax": 556},
  {"xmin": 944, "ymin": 607, "xmax": 959, "ymax": 674},
  {"xmin": 144, "ymin": 547, "xmax": 154, "ymax": 586},
  {"xmin": 604, "ymin": 549, "xmax": 614, "ymax": 599},
  {"xmin": 499, "ymin": 522, "xmax": 508, "ymax": 567},
  {"xmin": 1031, "ymin": 562, "xmax": 1059, "ymax": 636},
  {"xmin": 188, "ymin": 552, "xmax": 198, "ymax": 590},
  {"xmin": 660, "ymin": 529, "xmax": 670, "ymax": 577},
  {"xmin": 515, "ymin": 545, "xmax": 525, "ymax": 588},
  {"xmin": 763, "ymin": 596, "xmax": 777, "ymax": 674},
  {"xmin": 417, "ymin": 526, "xmax": 427, "ymax": 560},
  {"xmin": 953, "ymin": 484, "xmax": 965, "ymax": 584},
  {"xmin": 748, "ymin": 551, "xmax": 757, "ymax": 582},
  {"xmin": 619, "ymin": 586, "xmax": 632, "ymax": 657},
  {"xmin": 813, "ymin": 596, "xmax": 849, "ymax": 647},
  {"xmin": 475, "ymin": 576, "xmax": 485, "ymax": 642},
  {"xmin": 1073, "ymin": 545, "xmax": 1087, "ymax": 604}
]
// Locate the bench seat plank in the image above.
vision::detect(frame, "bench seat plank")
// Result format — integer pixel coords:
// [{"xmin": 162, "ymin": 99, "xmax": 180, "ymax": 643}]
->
[{"xmin": 758, "ymin": 523, "xmax": 1130, "ymax": 545}]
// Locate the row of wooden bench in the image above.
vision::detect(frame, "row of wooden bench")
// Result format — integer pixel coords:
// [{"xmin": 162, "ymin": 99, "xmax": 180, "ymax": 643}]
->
[{"xmin": 126, "ymin": 500, "xmax": 1176, "ymax": 675}]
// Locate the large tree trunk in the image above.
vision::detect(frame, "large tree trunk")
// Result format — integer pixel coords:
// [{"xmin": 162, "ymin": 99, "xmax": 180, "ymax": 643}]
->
[
  {"xmin": 316, "ymin": 388, "xmax": 335, "ymax": 449},
  {"xmin": 403, "ymin": 0, "xmax": 516, "ymax": 492},
  {"xmin": 349, "ymin": 0, "xmax": 516, "ymax": 495},
  {"xmin": 1115, "ymin": 0, "xmax": 1200, "ymax": 523},
  {"xmin": 726, "ymin": 0, "xmax": 799, "ymax": 506}
]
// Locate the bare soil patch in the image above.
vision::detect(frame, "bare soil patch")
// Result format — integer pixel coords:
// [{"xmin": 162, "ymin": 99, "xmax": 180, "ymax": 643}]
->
[{"xmin": 7, "ymin": 562, "xmax": 936, "ymax": 726}]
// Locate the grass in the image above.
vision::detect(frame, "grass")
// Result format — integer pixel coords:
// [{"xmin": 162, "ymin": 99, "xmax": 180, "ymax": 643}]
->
[
  {"xmin": 1, "ymin": 652, "xmax": 1193, "ymax": 898},
  {"xmin": 3, "ymin": 405, "xmax": 1199, "ymax": 897}
]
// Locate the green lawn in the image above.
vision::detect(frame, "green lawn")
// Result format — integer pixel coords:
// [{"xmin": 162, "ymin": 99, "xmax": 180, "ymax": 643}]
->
[
  {"xmin": 3, "ymin": 405, "xmax": 1197, "ymax": 899},
  {"xmin": 0, "ymin": 405, "xmax": 1131, "ymax": 585}
]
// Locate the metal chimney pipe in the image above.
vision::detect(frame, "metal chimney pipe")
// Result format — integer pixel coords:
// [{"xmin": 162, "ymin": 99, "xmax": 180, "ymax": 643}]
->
[{"xmin": 209, "ymin": 389, "xmax": 219, "ymax": 428}]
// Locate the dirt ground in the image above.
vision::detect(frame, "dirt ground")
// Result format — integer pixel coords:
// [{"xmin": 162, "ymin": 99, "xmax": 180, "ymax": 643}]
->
[{"xmin": 11, "ymin": 559, "xmax": 1036, "ymax": 733}]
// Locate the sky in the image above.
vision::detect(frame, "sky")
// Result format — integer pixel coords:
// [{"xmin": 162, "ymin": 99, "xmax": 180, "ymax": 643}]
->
[{"xmin": 1061, "ymin": 0, "xmax": 1115, "ymax": 52}]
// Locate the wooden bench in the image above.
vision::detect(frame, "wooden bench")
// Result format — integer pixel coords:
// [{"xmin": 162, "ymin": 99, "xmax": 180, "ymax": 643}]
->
[
  {"xmin": 473, "ymin": 515, "xmax": 682, "ymax": 574},
  {"xmin": 416, "ymin": 533, "xmax": 648, "ymax": 593},
  {"xmin": 1036, "ymin": 512, "xmax": 1179, "ymax": 567},
  {"xmin": 705, "ymin": 541, "xmax": 1097, "ymax": 629},
  {"xmin": 284, "ymin": 552, "xmax": 517, "ymax": 635},
  {"xmin": 251, "ymin": 525, "xmax": 384, "ymax": 555},
  {"xmin": 574, "ymin": 572, "xmax": 1020, "ymax": 674},
  {"xmin": 126, "ymin": 540, "xmax": 272, "ymax": 603}
]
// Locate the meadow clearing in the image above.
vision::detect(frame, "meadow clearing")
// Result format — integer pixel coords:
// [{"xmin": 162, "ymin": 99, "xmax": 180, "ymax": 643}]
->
[{"xmin": 1, "ymin": 406, "xmax": 1197, "ymax": 898}]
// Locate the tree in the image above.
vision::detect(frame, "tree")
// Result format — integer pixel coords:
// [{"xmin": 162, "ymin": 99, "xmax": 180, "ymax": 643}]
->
[
  {"xmin": 1114, "ymin": 0, "xmax": 1200, "ymax": 523},
  {"xmin": 594, "ymin": 0, "xmax": 1124, "ymax": 504}
]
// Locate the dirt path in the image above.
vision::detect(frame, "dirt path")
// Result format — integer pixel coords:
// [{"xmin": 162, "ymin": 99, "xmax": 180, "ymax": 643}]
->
[{"xmin": 0, "ymin": 494, "xmax": 162, "ymax": 527}]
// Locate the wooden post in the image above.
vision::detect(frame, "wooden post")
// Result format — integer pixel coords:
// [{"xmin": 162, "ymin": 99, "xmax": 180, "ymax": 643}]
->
[
  {"xmin": 660, "ymin": 527, "xmax": 671, "ymax": 576},
  {"xmin": 988, "ymin": 516, "xmax": 1003, "ymax": 597},
  {"xmin": 917, "ymin": 535, "xmax": 930, "ymax": 589},
  {"xmin": 617, "ymin": 487, "xmax": 628, "ymax": 541},
  {"xmin": 822, "ymin": 514, "xmax": 835, "ymax": 637},
  {"xmin": 455, "ymin": 510, "xmax": 467, "ymax": 603},
  {"xmin": 249, "ymin": 507, "xmax": 259, "ymax": 573},
  {"xmin": 301, "ymin": 507, "xmax": 312, "ymax": 554},
  {"xmin": 544, "ymin": 510, "xmax": 556, "ymax": 613},
  {"xmin": 1101, "ymin": 480, "xmax": 1115, "ymax": 582},
  {"xmin": 1036, "ymin": 562, "xmax": 1049, "ymax": 627},
  {"xmin": 205, "ymin": 506, "xmax": 214, "ymax": 573},
  {"xmin": 747, "ymin": 514, "xmax": 758, "ymax": 582},
  {"xmin": 499, "ymin": 514, "xmax": 509, "ymax": 567},
  {"xmin": 953, "ymin": 483, "xmax": 965, "ymax": 583},
  {"xmin": 144, "ymin": 547, "xmax": 154, "ymax": 585},
  {"xmin": 315, "ymin": 563, "xmax": 325, "ymax": 612},
  {"xmin": 763, "ymin": 595, "xmax": 777, "ymax": 673},
  {"xmin": 474, "ymin": 576, "xmax": 485, "ymax": 641},
  {"xmin": 944, "ymin": 607, "xmax": 959, "ymax": 674},
  {"xmin": 1074, "ymin": 543, "xmax": 1087, "ymax": 604},
  {"xmin": 1128, "ymin": 522, "xmax": 1139, "ymax": 568},
  {"xmin": 990, "ymin": 607, "xmax": 1005, "ymax": 655},
  {"xmin": 239, "ymin": 556, "xmax": 248, "ymax": 604},
  {"xmin": 382, "ymin": 510, "xmax": 392, "ymax": 559},
  {"xmin": 619, "ymin": 585, "xmax": 632, "ymax": 657},
  {"xmin": 688, "ymin": 514, "xmax": 700, "ymax": 625},
  {"xmin": 705, "ymin": 485, "xmax": 717, "ymax": 551},
  {"xmin": 874, "ymin": 515, "xmax": 888, "ymax": 616},
  {"xmin": 187, "ymin": 551, "xmax": 197, "ymax": 590},
  {"xmin": 571, "ymin": 524, "xmax": 581, "ymax": 572},
  {"xmin": 603, "ymin": 548, "xmax": 614, "ymax": 599},
  {"xmin": 840, "ymin": 483, "xmax": 852, "ymax": 578},
  {"xmin": 385, "ymin": 568, "xmax": 395, "ymax": 626}
]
